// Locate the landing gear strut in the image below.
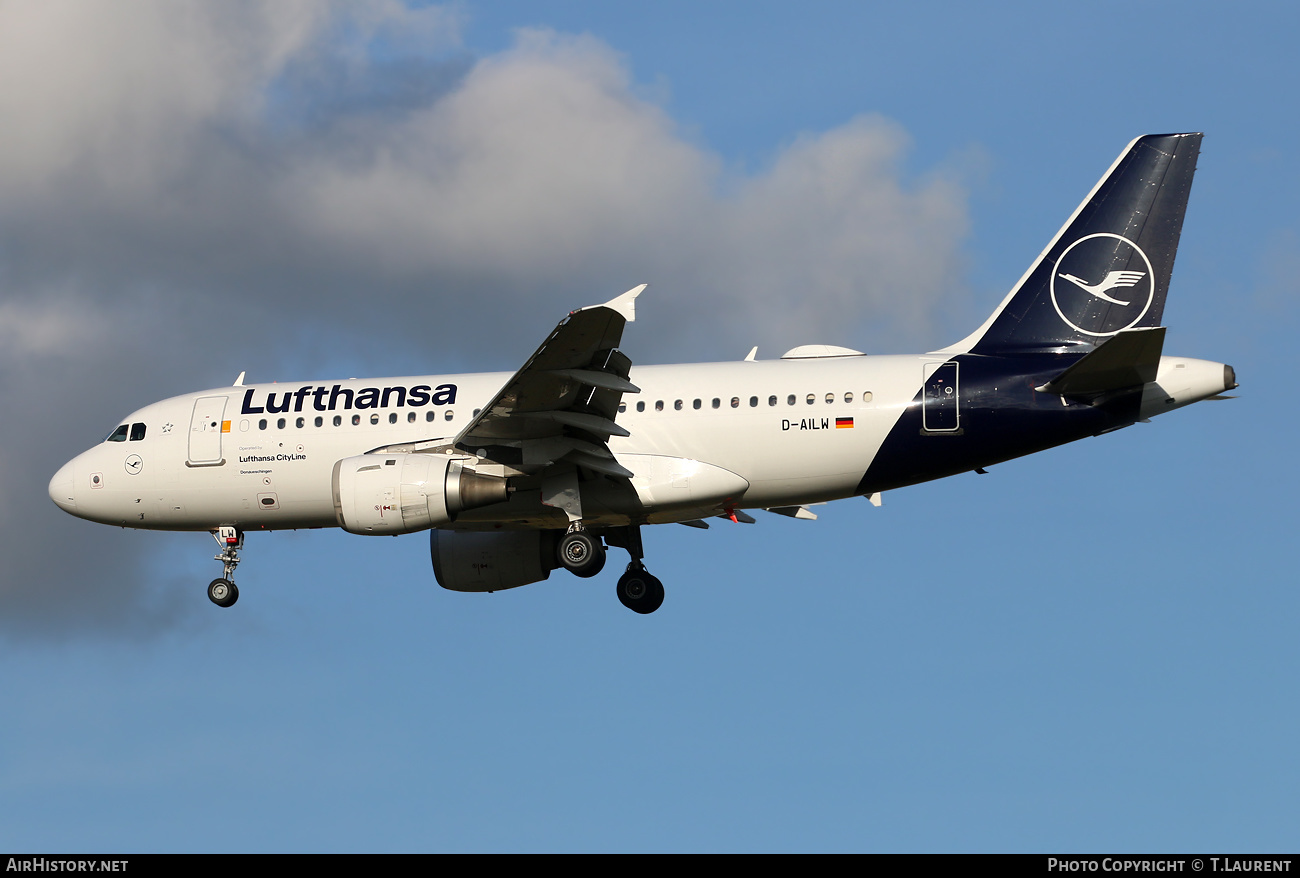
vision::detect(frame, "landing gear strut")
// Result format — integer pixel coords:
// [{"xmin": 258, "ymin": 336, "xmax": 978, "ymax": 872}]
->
[
  {"xmin": 557, "ymin": 526, "xmax": 606, "ymax": 578},
  {"xmin": 208, "ymin": 526, "xmax": 242, "ymax": 608}
]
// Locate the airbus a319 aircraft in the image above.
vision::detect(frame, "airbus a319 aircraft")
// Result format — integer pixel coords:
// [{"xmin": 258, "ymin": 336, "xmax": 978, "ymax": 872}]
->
[{"xmin": 49, "ymin": 133, "xmax": 1235, "ymax": 614}]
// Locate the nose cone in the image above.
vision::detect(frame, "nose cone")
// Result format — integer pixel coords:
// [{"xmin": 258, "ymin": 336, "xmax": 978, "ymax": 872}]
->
[{"xmin": 49, "ymin": 460, "xmax": 77, "ymax": 513}]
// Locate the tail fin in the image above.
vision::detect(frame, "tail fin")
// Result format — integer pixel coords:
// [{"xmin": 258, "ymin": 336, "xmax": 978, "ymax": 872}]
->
[{"xmin": 953, "ymin": 133, "xmax": 1201, "ymax": 355}]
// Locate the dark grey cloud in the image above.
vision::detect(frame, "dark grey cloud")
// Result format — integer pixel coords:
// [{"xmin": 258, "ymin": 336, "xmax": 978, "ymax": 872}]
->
[{"xmin": 0, "ymin": 1, "xmax": 971, "ymax": 636}]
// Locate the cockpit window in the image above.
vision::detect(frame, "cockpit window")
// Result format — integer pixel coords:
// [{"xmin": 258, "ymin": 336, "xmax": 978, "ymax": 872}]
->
[
  {"xmin": 129, "ymin": 423, "xmax": 146, "ymax": 441},
  {"xmin": 106, "ymin": 424, "xmax": 129, "ymax": 442}
]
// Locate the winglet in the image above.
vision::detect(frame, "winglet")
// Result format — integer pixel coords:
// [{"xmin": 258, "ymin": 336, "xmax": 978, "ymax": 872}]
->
[
  {"xmin": 586, "ymin": 283, "xmax": 646, "ymax": 323},
  {"xmin": 232, "ymin": 371, "xmax": 246, "ymax": 387}
]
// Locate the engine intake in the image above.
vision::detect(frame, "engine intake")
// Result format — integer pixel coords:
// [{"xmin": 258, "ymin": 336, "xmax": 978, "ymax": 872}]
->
[{"xmin": 332, "ymin": 454, "xmax": 509, "ymax": 535}]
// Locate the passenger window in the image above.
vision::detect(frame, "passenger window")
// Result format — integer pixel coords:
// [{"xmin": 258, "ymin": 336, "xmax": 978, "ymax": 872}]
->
[
  {"xmin": 106, "ymin": 424, "xmax": 129, "ymax": 442},
  {"xmin": 333, "ymin": 415, "xmax": 342, "ymax": 427},
  {"xmin": 825, "ymin": 393, "xmax": 834, "ymax": 404},
  {"xmin": 806, "ymin": 394, "xmax": 815, "ymax": 405},
  {"xmin": 655, "ymin": 401, "xmax": 664, "ymax": 412},
  {"xmin": 296, "ymin": 417, "xmax": 304, "ymax": 428},
  {"xmin": 637, "ymin": 401, "xmax": 645, "ymax": 413},
  {"xmin": 389, "ymin": 413, "xmax": 398, "ymax": 424},
  {"xmin": 712, "ymin": 398, "xmax": 720, "ymax": 409},
  {"xmin": 787, "ymin": 395, "xmax": 796, "ymax": 406},
  {"xmin": 769, "ymin": 396, "xmax": 777, "ymax": 407},
  {"xmin": 749, "ymin": 396, "xmax": 758, "ymax": 407},
  {"xmin": 845, "ymin": 392, "xmax": 854, "ymax": 403},
  {"xmin": 352, "ymin": 415, "xmax": 361, "ymax": 426},
  {"xmin": 473, "ymin": 409, "xmax": 481, "ymax": 417},
  {"xmin": 619, "ymin": 402, "xmax": 627, "ymax": 413},
  {"xmin": 862, "ymin": 391, "xmax": 873, "ymax": 403},
  {"xmin": 731, "ymin": 397, "xmax": 739, "ymax": 408},
  {"xmin": 314, "ymin": 416, "xmax": 323, "ymax": 427},
  {"xmin": 408, "ymin": 412, "xmax": 416, "ymax": 423},
  {"xmin": 693, "ymin": 399, "xmax": 701, "ymax": 410},
  {"xmin": 370, "ymin": 414, "xmax": 379, "ymax": 425},
  {"xmin": 129, "ymin": 423, "xmax": 146, "ymax": 441},
  {"xmin": 426, "ymin": 411, "xmax": 435, "ymax": 422},
  {"xmin": 445, "ymin": 410, "xmax": 453, "ymax": 421},
  {"xmin": 258, "ymin": 419, "xmax": 267, "ymax": 430},
  {"xmin": 277, "ymin": 418, "xmax": 286, "ymax": 429}
]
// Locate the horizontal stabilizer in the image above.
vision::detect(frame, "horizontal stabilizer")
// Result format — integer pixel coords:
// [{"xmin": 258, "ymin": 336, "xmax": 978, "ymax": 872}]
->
[{"xmin": 1037, "ymin": 326, "xmax": 1166, "ymax": 397}]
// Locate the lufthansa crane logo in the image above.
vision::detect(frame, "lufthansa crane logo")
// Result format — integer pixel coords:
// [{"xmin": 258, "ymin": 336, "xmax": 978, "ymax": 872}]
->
[{"xmin": 1050, "ymin": 233, "xmax": 1155, "ymax": 337}]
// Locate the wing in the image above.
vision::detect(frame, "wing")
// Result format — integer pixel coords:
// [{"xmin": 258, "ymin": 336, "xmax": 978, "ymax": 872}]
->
[{"xmin": 441, "ymin": 284, "xmax": 646, "ymax": 480}]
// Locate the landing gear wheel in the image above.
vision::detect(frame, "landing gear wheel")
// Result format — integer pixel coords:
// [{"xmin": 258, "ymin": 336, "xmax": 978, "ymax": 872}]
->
[
  {"xmin": 617, "ymin": 566, "xmax": 664, "ymax": 614},
  {"xmin": 207, "ymin": 578, "xmax": 239, "ymax": 608},
  {"xmin": 558, "ymin": 531, "xmax": 606, "ymax": 578}
]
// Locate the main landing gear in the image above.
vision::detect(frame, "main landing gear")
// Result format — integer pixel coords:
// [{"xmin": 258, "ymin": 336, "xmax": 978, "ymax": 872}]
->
[
  {"xmin": 616, "ymin": 562, "xmax": 664, "ymax": 615},
  {"xmin": 562, "ymin": 524, "xmax": 664, "ymax": 615},
  {"xmin": 557, "ymin": 527, "xmax": 606, "ymax": 579},
  {"xmin": 208, "ymin": 526, "xmax": 242, "ymax": 608}
]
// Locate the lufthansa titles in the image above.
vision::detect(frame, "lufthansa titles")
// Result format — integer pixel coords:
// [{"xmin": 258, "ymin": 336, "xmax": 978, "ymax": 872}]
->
[{"xmin": 240, "ymin": 383, "xmax": 457, "ymax": 415}]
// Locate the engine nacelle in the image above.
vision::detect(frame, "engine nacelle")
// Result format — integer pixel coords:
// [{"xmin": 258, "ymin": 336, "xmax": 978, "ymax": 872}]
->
[
  {"xmin": 332, "ymin": 454, "xmax": 509, "ymax": 535},
  {"xmin": 430, "ymin": 529, "xmax": 556, "ymax": 592}
]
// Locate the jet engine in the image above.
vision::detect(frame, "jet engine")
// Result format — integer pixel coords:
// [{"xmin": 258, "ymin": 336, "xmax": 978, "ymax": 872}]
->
[
  {"xmin": 430, "ymin": 529, "xmax": 557, "ymax": 592},
  {"xmin": 332, "ymin": 454, "xmax": 509, "ymax": 535}
]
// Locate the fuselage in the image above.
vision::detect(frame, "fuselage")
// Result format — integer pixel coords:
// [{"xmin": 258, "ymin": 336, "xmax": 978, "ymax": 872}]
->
[{"xmin": 48, "ymin": 351, "xmax": 1232, "ymax": 534}]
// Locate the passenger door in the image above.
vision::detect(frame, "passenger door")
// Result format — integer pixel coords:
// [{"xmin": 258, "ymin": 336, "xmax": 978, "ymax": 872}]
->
[{"xmin": 188, "ymin": 396, "xmax": 228, "ymax": 466}]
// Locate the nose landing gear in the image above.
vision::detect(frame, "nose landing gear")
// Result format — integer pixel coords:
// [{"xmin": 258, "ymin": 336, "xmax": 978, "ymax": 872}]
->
[
  {"xmin": 208, "ymin": 526, "xmax": 243, "ymax": 608},
  {"xmin": 207, "ymin": 577, "xmax": 238, "ymax": 608}
]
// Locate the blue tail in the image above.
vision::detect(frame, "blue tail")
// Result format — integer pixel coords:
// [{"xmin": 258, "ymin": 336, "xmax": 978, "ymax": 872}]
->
[{"xmin": 961, "ymin": 133, "xmax": 1201, "ymax": 354}]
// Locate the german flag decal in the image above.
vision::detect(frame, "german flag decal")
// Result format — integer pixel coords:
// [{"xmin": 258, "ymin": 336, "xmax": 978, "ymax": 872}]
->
[{"xmin": 835, "ymin": 417, "xmax": 854, "ymax": 429}]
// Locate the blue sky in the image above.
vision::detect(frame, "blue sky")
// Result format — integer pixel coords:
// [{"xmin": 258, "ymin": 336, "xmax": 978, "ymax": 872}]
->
[{"xmin": 1, "ymin": 0, "xmax": 1297, "ymax": 852}]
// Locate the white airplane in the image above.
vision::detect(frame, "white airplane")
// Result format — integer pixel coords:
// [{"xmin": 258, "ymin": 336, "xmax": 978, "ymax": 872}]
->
[{"xmin": 49, "ymin": 133, "xmax": 1236, "ymax": 614}]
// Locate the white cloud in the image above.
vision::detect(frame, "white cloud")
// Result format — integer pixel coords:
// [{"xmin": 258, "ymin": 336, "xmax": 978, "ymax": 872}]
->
[{"xmin": 0, "ymin": 1, "xmax": 971, "ymax": 632}]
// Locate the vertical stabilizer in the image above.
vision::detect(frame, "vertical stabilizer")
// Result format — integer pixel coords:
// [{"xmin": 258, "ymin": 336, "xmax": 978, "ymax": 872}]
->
[{"xmin": 952, "ymin": 133, "xmax": 1201, "ymax": 354}]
